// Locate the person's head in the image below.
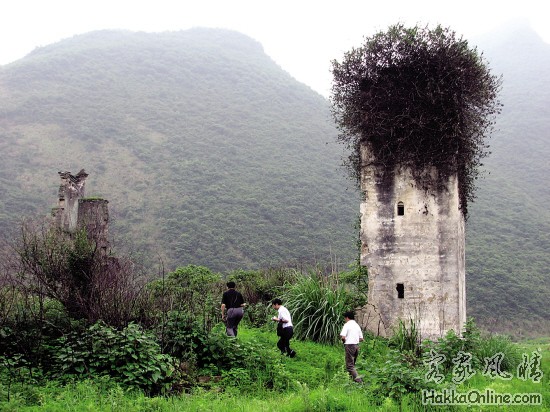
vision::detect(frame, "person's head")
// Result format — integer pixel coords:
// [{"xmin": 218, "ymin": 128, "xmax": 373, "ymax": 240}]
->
[
  {"xmin": 226, "ymin": 281, "xmax": 236, "ymax": 289},
  {"xmin": 272, "ymin": 298, "xmax": 282, "ymax": 309},
  {"xmin": 343, "ymin": 311, "xmax": 355, "ymax": 321}
]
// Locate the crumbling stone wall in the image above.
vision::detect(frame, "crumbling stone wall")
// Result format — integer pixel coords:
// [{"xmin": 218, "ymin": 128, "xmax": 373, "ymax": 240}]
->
[
  {"xmin": 78, "ymin": 198, "xmax": 110, "ymax": 257},
  {"xmin": 52, "ymin": 170, "xmax": 88, "ymax": 232},
  {"xmin": 359, "ymin": 147, "xmax": 466, "ymax": 338},
  {"xmin": 51, "ymin": 170, "xmax": 109, "ymax": 254}
]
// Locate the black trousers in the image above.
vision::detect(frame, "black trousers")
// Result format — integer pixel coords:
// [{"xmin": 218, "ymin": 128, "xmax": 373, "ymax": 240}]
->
[{"xmin": 277, "ymin": 326, "xmax": 294, "ymax": 355}]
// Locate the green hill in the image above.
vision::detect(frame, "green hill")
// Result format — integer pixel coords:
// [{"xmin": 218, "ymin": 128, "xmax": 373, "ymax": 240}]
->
[
  {"xmin": 0, "ymin": 28, "xmax": 358, "ymax": 273},
  {"xmin": 0, "ymin": 26, "xmax": 548, "ymax": 336},
  {"xmin": 466, "ymin": 22, "xmax": 550, "ymax": 336}
]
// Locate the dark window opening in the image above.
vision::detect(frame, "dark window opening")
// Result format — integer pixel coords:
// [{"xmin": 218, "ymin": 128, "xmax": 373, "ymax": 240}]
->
[
  {"xmin": 396, "ymin": 283, "xmax": 404, "ymax": 299},
  {"xmin": 397, "ymin": 201, "xmax": 404, "ymax": 216}
]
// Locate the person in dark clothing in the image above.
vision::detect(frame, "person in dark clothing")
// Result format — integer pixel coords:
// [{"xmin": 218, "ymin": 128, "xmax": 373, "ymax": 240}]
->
[{"xmin": 221, "ymin": 281, "xmax": 246, "ymax": 337}]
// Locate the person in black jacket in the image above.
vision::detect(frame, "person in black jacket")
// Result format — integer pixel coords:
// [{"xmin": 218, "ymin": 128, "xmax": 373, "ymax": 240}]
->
[{"xmin": 221, "ymin": 281, "xmax": 246, "ymax": 337}]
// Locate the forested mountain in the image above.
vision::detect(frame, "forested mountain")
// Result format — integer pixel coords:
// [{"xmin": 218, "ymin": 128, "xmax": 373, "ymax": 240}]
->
[
  {"xmin": 466, "ymin": 22, "xmax": 550, "ymax": 336},
  {"xmin": 0, "ymin": 25, "xmax": 548, "ymax": 336},
  {"xmin": 0, "ymin": 28, "xmax": 358, "ymax": 273}
]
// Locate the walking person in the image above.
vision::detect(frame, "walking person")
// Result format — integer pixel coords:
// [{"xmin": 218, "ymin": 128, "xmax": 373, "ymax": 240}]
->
[
  {"xmin": 271, "ymin": 298, "xmax": 296, "ymax": 357},
  {"xmin": 221, "ymin": 281, "xmax": 246, "ymax": 337},
  {"xmin": 340, "ymin": 311, "xmax": 364, "ymax": 383}
]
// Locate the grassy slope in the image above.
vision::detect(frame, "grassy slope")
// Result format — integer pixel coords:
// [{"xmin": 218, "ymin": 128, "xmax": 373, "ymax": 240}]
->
[{"xmin": 3, "ymin": 328, "xmax": 549, "ymax": 411}]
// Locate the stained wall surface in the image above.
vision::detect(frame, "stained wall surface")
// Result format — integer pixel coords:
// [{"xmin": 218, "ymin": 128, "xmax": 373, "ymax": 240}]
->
[
  {"xmin": 359, "ymin": 149, "xmax": 466, "ymax": 338},
  {"xmin": 53, "ymin": 171, "xmax": 88, "ymax": 232},
  {"xmin": 78, "ymin": 199, "xmax": 110, "ymax": 256}
]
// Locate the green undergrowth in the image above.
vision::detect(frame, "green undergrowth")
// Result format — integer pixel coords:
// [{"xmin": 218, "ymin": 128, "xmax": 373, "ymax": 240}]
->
[{"xmin": 1, "ymin": 328, "xmax": 548, "ymax": 411}]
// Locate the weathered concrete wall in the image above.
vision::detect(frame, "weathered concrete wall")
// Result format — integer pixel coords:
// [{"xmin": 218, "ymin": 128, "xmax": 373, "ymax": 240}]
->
[
  {"xmin": 77, "ymin": 199, "xmax": 110, "ymax": 256},
  {"xmin": 52, "ymin": 170, "xmax": 88, "ymax": 232},
  {"xmin": 359, "ymin": 147, "xmax": 466, "ymax": 338}
]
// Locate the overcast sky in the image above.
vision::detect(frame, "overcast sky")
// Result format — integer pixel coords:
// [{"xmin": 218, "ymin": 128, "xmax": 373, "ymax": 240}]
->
[{"xmin": 2, "ymin": 0, "xmax": 549, "ymax": 96}]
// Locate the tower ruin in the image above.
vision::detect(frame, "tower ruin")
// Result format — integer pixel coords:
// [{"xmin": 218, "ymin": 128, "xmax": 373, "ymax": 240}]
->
[
  {"xmin": 359, "ymin": 148, "xmax": 466, "ymax": 338},
  {"xmin": 51, "ymin": 170, "xmax": 110, "ymax": 255},
  {"xmin": 330, "ymin": 25, "xmax": 500, "ymax": 340}
]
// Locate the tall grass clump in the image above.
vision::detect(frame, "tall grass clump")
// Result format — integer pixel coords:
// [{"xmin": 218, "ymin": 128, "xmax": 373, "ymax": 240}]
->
[
  {"xmin": 282, "ymin": 270, "xmax": 357, "ymax": 344},
  {"xmin": 389, "ymin": 318, "xmax": 422, "ymax": 359},
  {"xmin": 423, "ymin": 318, "xmax": 521, "ymax": 374},
  {"xmin": 474, "ymin": 333, "xmax": 522, "ymax": 372}
]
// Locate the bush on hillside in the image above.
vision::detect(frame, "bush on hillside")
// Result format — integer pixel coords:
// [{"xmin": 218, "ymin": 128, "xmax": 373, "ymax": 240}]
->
[
  {"xmin": 197, "ymin": 326, "xmax": 291, "ymax": 392},
  {"xmin": 226, "ymin": 267, "xmax": 297, "ymax": 328},
  {"xmin": 282, "ymin": 270, "xmax": 362, "ymax": 344},
  {"xmin": 148, "ymin": 265, "xmax": 223, "ymax": 334},
  {"xmin": 53, "ymin": 321, "xmax": 175, "ymax": 394},
  {"xmin": 10, "ymin": 218, "xmax": 148, "ymax": 327}
]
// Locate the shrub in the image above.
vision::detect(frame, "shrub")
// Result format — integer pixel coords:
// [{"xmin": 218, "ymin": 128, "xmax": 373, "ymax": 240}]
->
[
  {"xmin": 226, "ymin": 267, "xmax": 298, "ymax": 328},
  {"xmin": 338, "ymin": 258, "xmax": 368, "ymax": 308},
  {"xmin": 156, "ymin": 310, "xmax": 208, "ymax": 361},
  {"xmin": 474, "ymin": 334, "xmax": 521, "ymax": 373},
  {"xmin": 389, "ymin": 318, "xmax": 422, "ymax": 359},
  {"xmin": 282, "ymin": 271, "xmax": 358, "ymax": 344},
  {"xmin": 366, "ymin": 350, "xmax": 431, "ymax": 401},
  {"xmin": 424, "ymin": 329, "xmax": 468, "ymax": 372},
  {"xmin": 226, "ymin": 269, "xmax": 270, "ymax": 305},
  {"xmin": 220, "ymin": 367, "xmax": 253, "ymax": 390},
  {"xmin": 0, "ymin": 297, "xmax": 71, "ymax": 374},
  {"xmin": 0, "ymin": 354, "xmax": 43, "ymax": 405},
  {"xmin": 12, "ymin": 219, "xmax": 147, "ymax": 327},
  {"xmin": 54, "ymin": 321, "xmax": 174, "ymax": 394},
  {"xmin": 196, "ymin": 327, "xmax": 253, "ymax": 371},
  {"xmin": 423, "ymin": 318, "xmax": 520, "ymax": 377},
  {"xmin": 242, "ymin": 301, "xmax": 272, "ymax": 328},
  {"xmin": 149, "ymin": 265, "xmax": 222, "ymax": 333},
  {"xmin": 331, "ymin": 23, "xmax": 502, "ymax": 214},
  {"xmin": 227, "ymin": 267, "xmax": 296, "ymax": 302},
  {"xmin": 197, "ymin": 326, "xmax": 291, "ymax": 391}
]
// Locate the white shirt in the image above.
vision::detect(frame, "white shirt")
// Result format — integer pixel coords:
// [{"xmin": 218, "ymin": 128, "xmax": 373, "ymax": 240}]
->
[
  {"xmin": 340, "ymin": 319, "xmax": 363, "ymax": 344},
  {"xmin": 278, "ymin": 305, "xmax": 293, "ymax": 328}
]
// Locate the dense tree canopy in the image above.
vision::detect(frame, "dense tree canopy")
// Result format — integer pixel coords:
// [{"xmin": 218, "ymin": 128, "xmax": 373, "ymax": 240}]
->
[
  {"xmin": 0, "ymin": 29, "xmax": 356, "ymax": 272},
  {"xmin": 331, "ymin": 24, "xmax": 502, "ymax": 215}
]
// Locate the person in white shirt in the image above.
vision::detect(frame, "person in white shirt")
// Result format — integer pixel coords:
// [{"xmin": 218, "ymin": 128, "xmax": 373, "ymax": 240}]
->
[
  {"xmin": 271, "ymin": 298, "xmax": 296, "ymax": 357},
  {"xmin": 340, "ymin": 311, "xmax": 364, "ymax": 383}
]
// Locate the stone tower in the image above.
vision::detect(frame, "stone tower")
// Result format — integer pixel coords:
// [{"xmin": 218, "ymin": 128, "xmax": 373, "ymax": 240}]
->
[
  {"xmin": 51, "ymin": 170, "xmax": 110, "ymax": 255},
  {"xmin": 52, "ymin": 170, "xmax": 89, "ymax": 232},
  {"xmin": 359, "ymin": 147, "xmax": 466, "ymax": 338}
]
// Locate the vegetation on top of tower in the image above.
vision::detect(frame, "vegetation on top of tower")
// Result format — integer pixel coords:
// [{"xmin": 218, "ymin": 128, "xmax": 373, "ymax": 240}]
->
[{"xmin": 330, "ymin": 24, "xmax": 502, "ymax": 216}]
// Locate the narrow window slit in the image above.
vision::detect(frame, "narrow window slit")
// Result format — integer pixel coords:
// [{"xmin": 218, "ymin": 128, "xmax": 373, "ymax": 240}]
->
[
  {"xmin": 397, "ymin": 201, "xmax": 405, "ymax": 216},
  {"xmin": 396, "ymin": 283, "xmax": 404, "ymax": 299}
]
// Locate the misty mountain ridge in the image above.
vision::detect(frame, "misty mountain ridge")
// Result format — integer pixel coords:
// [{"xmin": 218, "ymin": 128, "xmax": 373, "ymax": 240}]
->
[
  {"xmin": 0, "ymin": 24, "xmax": 548, "ymax": 336},
  {"xmin": 1, "ymin": 27, "xmax": 357, "ymax": 273},
  {"xmin": 465, "ymin": 21, "xmax": 550, "ymax": 335}
]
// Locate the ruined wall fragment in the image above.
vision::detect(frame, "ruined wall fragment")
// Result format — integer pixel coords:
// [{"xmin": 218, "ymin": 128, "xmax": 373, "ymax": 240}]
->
[
  {"xmin": 52, "ymin": 170, "xmax": 89, "ymax": 232},
  {"xmin": 51, "ymin": 170, "xmax": 110, "ymax": 254}
]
